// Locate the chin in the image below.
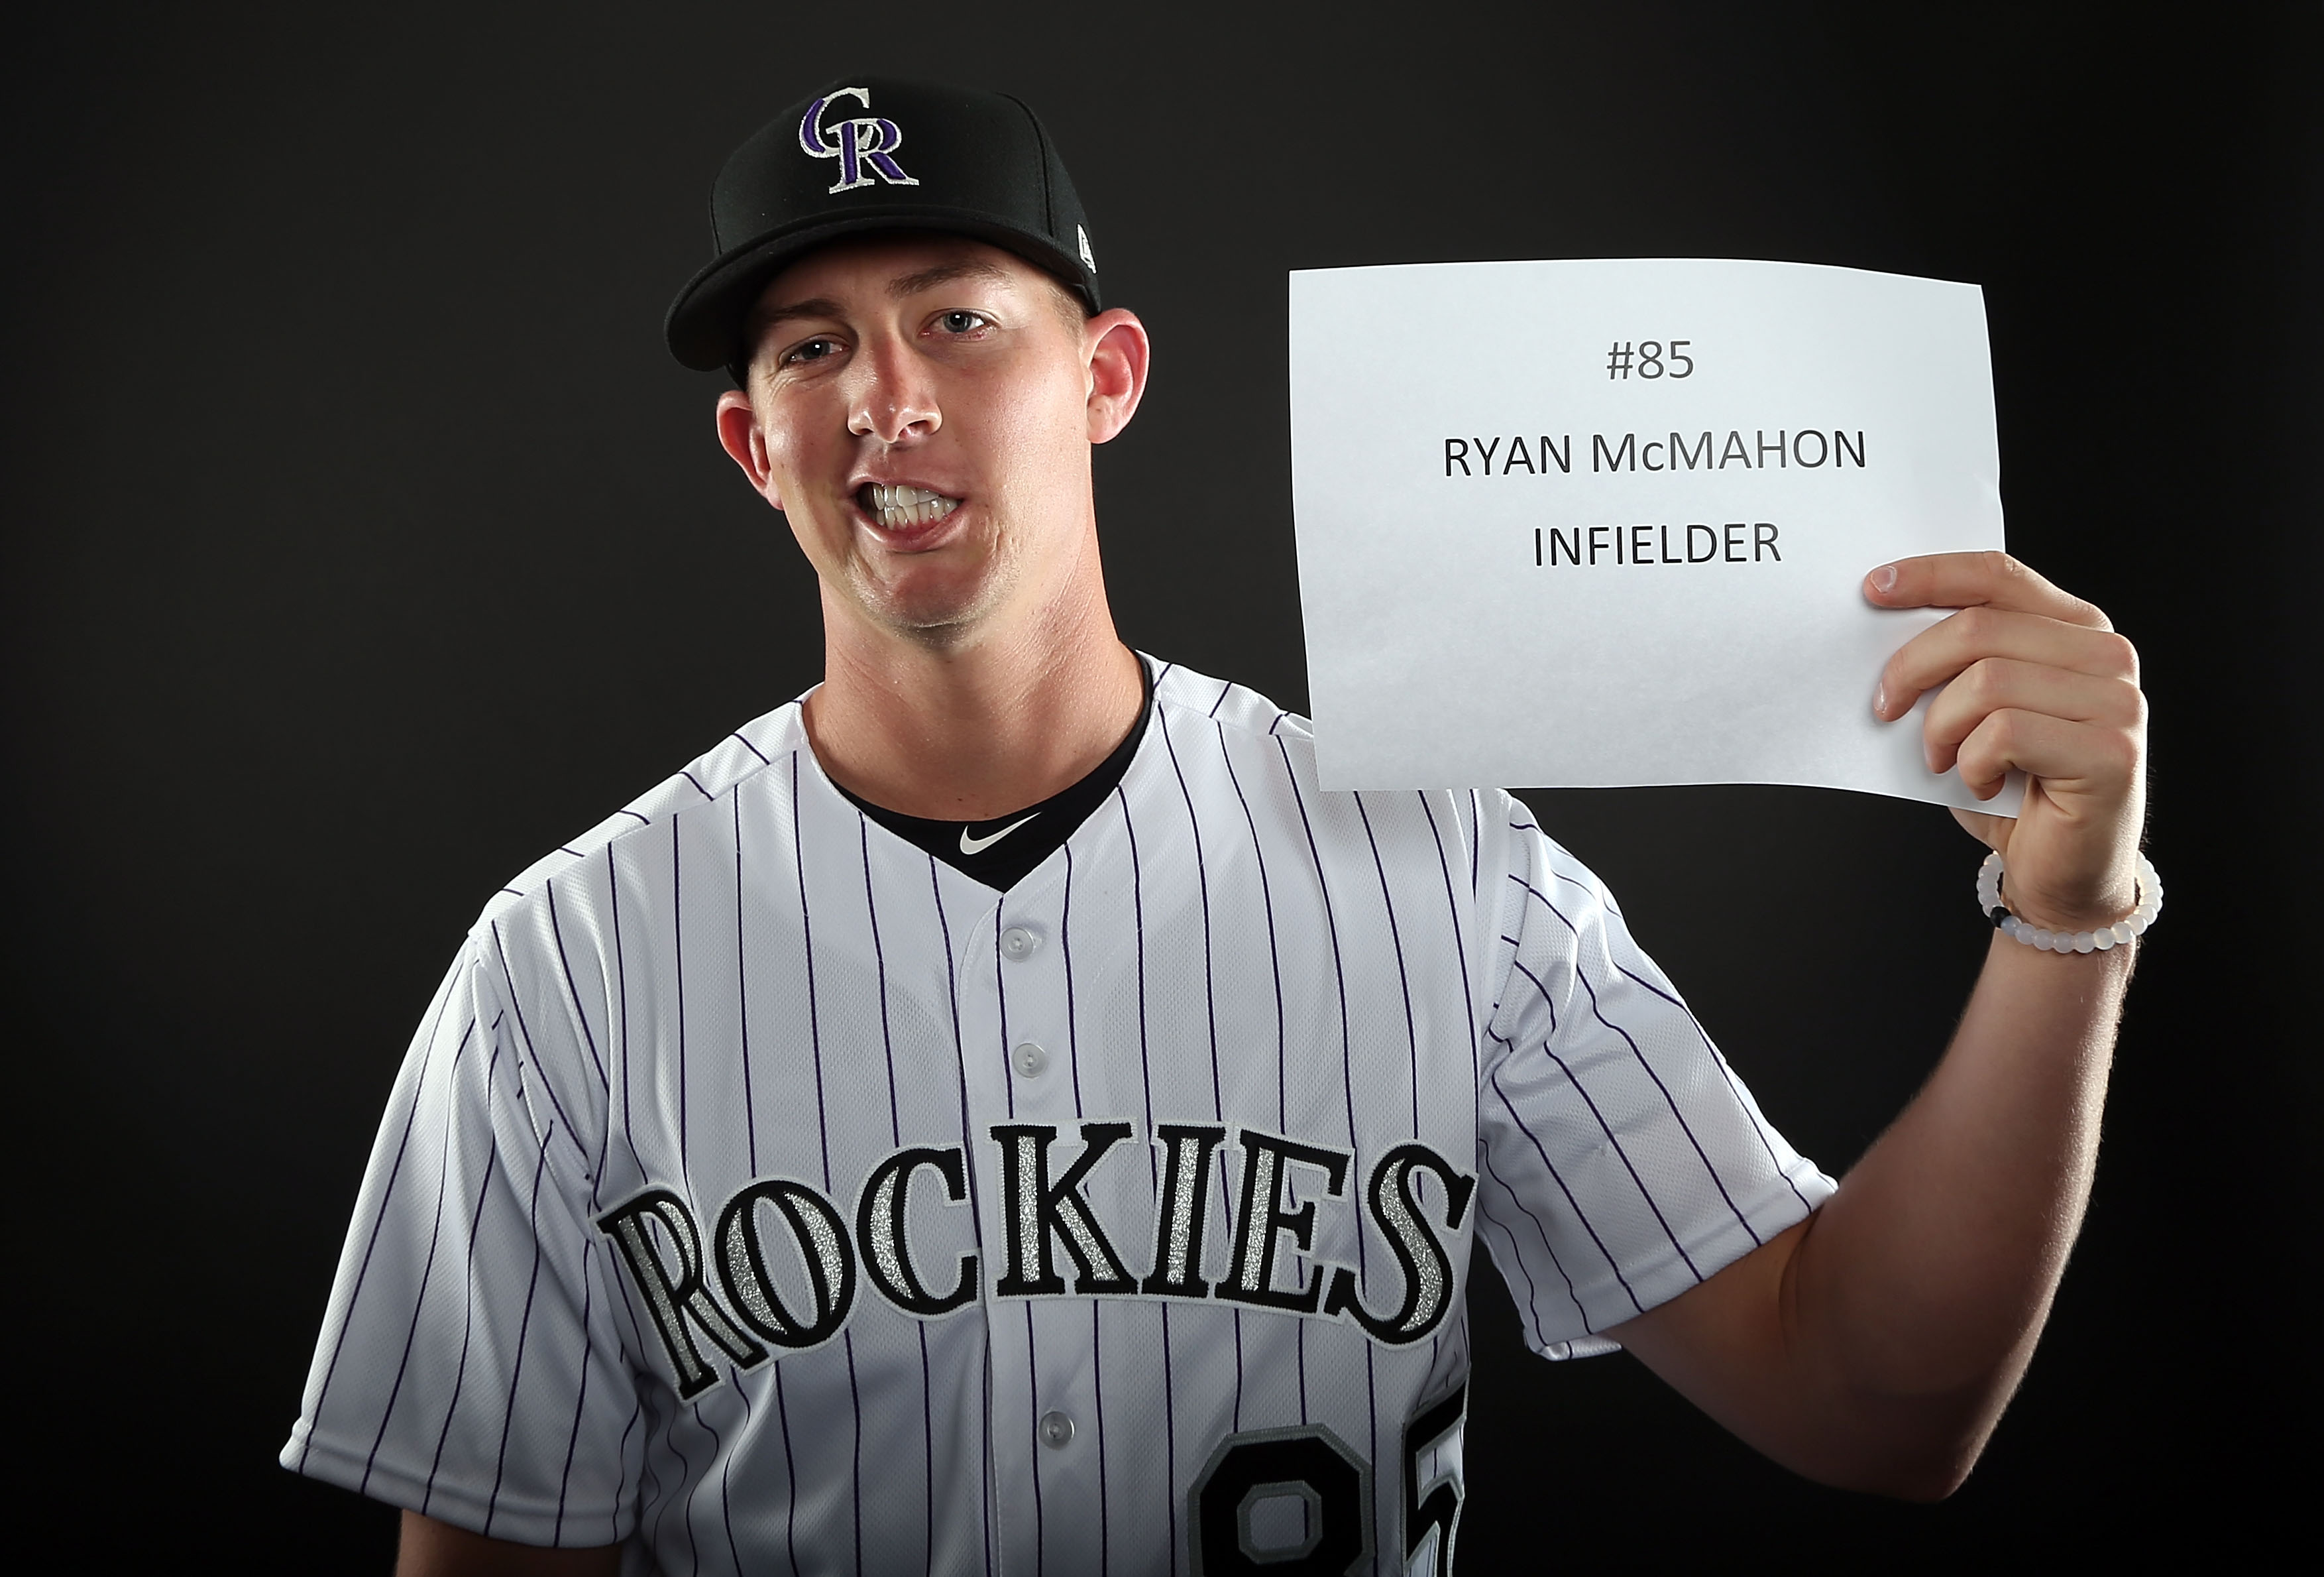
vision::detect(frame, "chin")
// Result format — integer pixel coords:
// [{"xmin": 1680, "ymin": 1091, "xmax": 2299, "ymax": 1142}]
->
[
  {"xmin": 852, "ymin": 545, "xmax": 1021, "ymax": 641},
  {"xmin": 856, "ymin": 572, "xmax": 1007, "ymax": 644}
]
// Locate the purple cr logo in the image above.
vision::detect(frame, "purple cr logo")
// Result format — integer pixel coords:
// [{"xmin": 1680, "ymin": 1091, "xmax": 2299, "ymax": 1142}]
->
[{"xmin": 798, "ymin": 87, "xmax": 920, "ymax": 194}]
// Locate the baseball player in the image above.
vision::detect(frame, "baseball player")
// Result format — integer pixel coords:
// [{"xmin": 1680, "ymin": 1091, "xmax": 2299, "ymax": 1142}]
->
[{"xmin": 283, "ymin": 78, "xmax": 2153, "ymax": 1576}]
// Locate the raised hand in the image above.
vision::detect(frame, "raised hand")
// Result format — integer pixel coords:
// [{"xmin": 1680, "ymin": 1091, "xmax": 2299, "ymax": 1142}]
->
[{"xmin": 1867, "ymin": 552, "xmax": 2147, "ymax": 934}]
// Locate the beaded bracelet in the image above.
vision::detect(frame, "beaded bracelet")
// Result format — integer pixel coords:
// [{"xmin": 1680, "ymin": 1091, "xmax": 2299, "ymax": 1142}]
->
[{"xmin": 1977, "ymin": 850, "xmax": 2160, "ymax": 953}]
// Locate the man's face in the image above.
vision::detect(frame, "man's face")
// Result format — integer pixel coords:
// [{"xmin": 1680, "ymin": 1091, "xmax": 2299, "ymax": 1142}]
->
[{"xmin": 720, "ymin": 233, "xmax": 1136, "ymax": 647}]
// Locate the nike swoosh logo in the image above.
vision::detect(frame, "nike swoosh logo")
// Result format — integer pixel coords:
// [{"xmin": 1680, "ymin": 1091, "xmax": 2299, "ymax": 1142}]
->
[{"xmin": 960, "ymin": 813, "xmax": 1040, "ymax": 856}]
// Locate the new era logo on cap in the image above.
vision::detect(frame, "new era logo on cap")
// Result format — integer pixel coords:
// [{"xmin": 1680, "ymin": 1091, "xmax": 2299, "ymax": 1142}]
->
[
  {"xmin": 665, "ymin": 76, "xmax": 1104, "ymax": 377},
  {"xmin": 799, "ymin": 87, "xmax": 921, "ymax": 194}
]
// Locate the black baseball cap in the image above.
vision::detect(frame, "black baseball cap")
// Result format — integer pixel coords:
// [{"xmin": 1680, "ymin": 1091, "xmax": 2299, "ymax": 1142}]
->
[{"xmin": 665, "ymin": 76, "xmax": 1101, "ymax": 379}]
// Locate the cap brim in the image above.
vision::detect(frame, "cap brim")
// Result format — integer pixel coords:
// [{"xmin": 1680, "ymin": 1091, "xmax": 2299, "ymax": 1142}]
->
[{"xmin": 664, "ymin": 206, "xmax": 1097, "ymax": 373}]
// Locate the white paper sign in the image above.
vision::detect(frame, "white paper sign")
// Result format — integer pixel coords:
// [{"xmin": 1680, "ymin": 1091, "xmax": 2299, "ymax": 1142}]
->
[{"xmin": 1289, "ymin": 257, "xmax": 2020, "ymax": 815}]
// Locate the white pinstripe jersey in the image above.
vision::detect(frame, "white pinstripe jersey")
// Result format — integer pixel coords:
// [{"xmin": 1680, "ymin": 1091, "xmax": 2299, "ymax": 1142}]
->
[{"xmin": 283, "ymin": 659, "xmax": 1834, "ymax": 1575}]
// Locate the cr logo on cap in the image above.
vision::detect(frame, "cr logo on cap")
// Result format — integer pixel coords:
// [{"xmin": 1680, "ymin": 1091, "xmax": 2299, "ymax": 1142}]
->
[{"xmin": 799, "ymin": 87, "xmax": 920, "ymax": 195}]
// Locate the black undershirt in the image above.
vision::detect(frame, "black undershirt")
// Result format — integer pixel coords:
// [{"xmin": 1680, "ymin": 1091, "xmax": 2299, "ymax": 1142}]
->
[{"xmin": 833, "ymin": 658, "xmax": 1155, "ymax": 891}]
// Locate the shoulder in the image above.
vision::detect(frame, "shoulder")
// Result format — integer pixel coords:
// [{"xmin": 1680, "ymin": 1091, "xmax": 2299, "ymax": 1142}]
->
[
  {"xmin": 1148, "ymin": 656, "xmax": 1311, "ymax": 748},
  {"xmin": 475, "ymin": 697, "xmax": 812, "ymax": 931},
  {"xmin": 1142, "ymin": 654, "xmax": 1527, "ymax": 877}
]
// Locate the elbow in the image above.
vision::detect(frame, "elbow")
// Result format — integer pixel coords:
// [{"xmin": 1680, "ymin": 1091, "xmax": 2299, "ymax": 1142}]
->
[
  {"xmin": 1879, "ymin": 1456, "xmax": 1977, "ymax": 1505},
  {"xmin": 1798, "ymin": 1363, "xmax": 2020, "ymax": 1502},
  {"xmin": 1804, "ymin": 1428, "xmax": 1990, "ymax": 1503},
  {"xmin": 1801, "ymin": 1456, "xmax": 1973, "ymax": 1504},
  {"xmin": 1772, "ymin": 1389, "xmax": 1999, "ymax": 1502}
]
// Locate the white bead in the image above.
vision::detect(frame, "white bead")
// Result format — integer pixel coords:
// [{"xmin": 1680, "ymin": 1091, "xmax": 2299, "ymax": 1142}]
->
[{"xmin": 1981, "ymin": 851, "xmax": 2160, "ymax": 949}]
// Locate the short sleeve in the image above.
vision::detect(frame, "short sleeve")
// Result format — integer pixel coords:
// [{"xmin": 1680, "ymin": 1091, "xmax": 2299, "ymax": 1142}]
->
[
  {"xmin": 1472, "ymin": 805, "xmax": 1836, "ymax": 1359},
  {"xmin": 279, "ymin": 923, "xmax": 641, "ymax": 1547}
]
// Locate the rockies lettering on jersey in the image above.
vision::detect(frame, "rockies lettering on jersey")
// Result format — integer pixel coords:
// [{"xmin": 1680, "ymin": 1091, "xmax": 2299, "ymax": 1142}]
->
[
  {"xmin": 1142, "ymin": 1124, "xmax": 1229, "ymax": 1297},
  {"xmin": 599, "ymin": 1122, "xmax": 1474, "ymax": 1397},
  {"xmin": 597, "ymin": 1189, "xmax": 765, "ymax": 1397},
  {"xmin": 1218, "ymin": 1130, "xmax": 1351, "ymax": 1314},
  {"xmin": 991, "ymin": 1120, "xmax": 1141, "ymax": 1296},
  {"xmin": 711, "ymin": 1178, "xmax": 856, "ymax": 1350},
  {"xmin": 856, "ymin": 1144, "xmax": 978, "ymax": 1316}
]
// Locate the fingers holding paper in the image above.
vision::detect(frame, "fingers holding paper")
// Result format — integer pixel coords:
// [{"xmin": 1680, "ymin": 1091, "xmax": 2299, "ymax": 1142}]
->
[{"xmin": 1865, "ymin": 551, "xmax": 2147, "ymax": 932}]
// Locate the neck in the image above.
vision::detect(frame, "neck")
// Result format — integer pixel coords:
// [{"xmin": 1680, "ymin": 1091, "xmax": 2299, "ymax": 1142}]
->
[{"xmin": 802, "ymin": 558, "xmax": 1144, "ymax": 823}]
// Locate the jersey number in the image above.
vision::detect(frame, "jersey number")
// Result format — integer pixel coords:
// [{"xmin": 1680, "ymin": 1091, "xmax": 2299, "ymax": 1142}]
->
[{"xmin": 1188, "ymin": 1385, "xmax": 1465, "ymax": 1576}]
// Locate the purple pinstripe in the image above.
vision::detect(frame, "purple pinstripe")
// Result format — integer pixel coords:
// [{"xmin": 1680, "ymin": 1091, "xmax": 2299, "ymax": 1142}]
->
[
  {"xmin": 924, "ymin": 852, "xmax": 997, "ymax": 1577},
  {"xmin": 1417, "ymin": 792, "xmax": 1480, "ymax": 1086},
  {"xmin": 488, "ymin": 925, "xmax": 592, "ymax": 1174},
  {"xmin": 856, "ymin": 815, "xmax": 942, "ymax": 1572},
  {"xmin": 716, "ymin": 1383, "xmax": 747, "ymax": 1576},
  {"xmin": 544, "ymin": 882, "xmax": 612, "ymax": 1096},
  {"xmin": 1274, "ymin": 739, "xmax": 1381, "ymax": 1464},
  {"xmin": 553, "ymin": 1238, "xmax": 597, "ymax": 1540},
  {"xmin": 306, "ymin": 981, "xmax": 462, "ymax": 1466},
  {"xmin": 1113, "ymin": 780, "xmax": 1181, "ymax": 1559},
  {"xmin": 672, "ymin": 817, "xmax": 689, "ymax": 1165},
  {"xmin": 788, "ymin": 754, "xmax": 866, "ymax": 1568},
  {"xmin": 423, "ymin": 1031, "xmax": 510, "ymax": 1513},
  {"xmin": 735, "ymin": 794, "xmax": 758, "ymax": 1172},
  {"xmin": 1216, "ymin": 725, "xmax": 1286, "ymax": 1436},
  {"xmin": 484, "ymin": 1120, "xmax": 558, "ymax": 1534},
  {"xmin": 1486, "ymin": 1052, "xmax": 1642, "ymax": 1316},
  {"xmin": 357, "ymin": 1019, "xmax": 477, "ymax": 1490},
  {"xmin": 1510, "ymin": 878, "xmax": 1756, "ymax": 1244},
  {"xmin": 1352, "ymin": 792, "xmax": 1422, "ymax": 1134},
  {"xmin": 1616, "ymin": 962, "xmax": 1818, "ymax": 1214}
]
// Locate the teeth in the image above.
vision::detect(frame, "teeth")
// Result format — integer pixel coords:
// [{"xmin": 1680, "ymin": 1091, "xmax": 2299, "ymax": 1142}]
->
[{"xmin": 865, "ymin": 483, "xmax": 961, "ymax": 531}]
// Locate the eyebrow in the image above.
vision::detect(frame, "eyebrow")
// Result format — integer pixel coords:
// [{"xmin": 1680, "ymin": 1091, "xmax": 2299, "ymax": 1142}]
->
[
  {"xmin": 751, "ymin": 259, "xmax": 1015, "ymax": 333},
  {"xmin": 884, "ymin": 259, "xmax": 1011, "ymax": 299},
  {"xmin": 751, "ymin": 295, "xmax": 844, "ymax": 333}
]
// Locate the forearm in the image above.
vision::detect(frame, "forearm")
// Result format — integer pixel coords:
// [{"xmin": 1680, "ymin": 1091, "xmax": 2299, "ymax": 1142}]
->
[
  {"xmin": 1615, "ymin": 929, "xmax": 2134, "ymax": 1498},
  {"xmin": 1779, "ymin": 930, "xmax": 2132, "ymax": 1489}
]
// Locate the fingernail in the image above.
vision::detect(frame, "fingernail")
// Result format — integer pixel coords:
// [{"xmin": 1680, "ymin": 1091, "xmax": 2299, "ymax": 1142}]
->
[
  {"xmin": 1869, "ymin": 564, "xmax": 1899, "ymax": 595},
  {"xmin": 1873, "ymin": 680, "xmax": 1887, "ymax": 717}
]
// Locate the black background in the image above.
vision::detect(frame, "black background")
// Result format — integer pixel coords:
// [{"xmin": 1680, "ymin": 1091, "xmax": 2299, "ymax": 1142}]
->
[{"xmin": 5, "ymin": 2, "xmax": 2315, "ymax": 1569}]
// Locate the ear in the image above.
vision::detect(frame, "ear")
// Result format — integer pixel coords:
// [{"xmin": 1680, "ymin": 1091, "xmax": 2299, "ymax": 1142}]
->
[
  {"xmin": 715, "ymin": 388, "xmax": 785, "ymax": 509},
  {"xmin": 1082, "ymin": 308, "xmax": 1150, "ymax": 445}
]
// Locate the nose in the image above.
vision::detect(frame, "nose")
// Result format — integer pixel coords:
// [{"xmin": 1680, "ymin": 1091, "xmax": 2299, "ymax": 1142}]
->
[{"xmin": 847, "ymin": 334, "xmax": 941, "ymax": 444}]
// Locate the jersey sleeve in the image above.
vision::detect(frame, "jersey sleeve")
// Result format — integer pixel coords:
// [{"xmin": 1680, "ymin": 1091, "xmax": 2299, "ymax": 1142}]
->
[
  {"xmin": 279, "ymin": 919, "xmax": 642, "ymax": 1548},
  {"xmin": 1471, "ymin": 801, "xmax": 1836, "ymax": 1359}
]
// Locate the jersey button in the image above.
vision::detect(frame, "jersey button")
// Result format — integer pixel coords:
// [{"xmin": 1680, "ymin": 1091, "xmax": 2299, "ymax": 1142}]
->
[
  {"xmin": 1001, "ymin": 925, "xmax": 1040, "ymax": 961},
  {"xmin": 1011, "ymin": 1041, "xmax": 1049, "ymax": 1078},
  {"xmin": 1038, "ymin": 1411, "xmax": 1075, "ymax": 1450}
]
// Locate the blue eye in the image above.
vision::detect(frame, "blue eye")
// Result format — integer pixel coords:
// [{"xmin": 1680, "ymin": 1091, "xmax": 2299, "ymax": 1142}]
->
[{"xmin": 937, "ymin": 310, "xmax": 989, "ymax": 334}]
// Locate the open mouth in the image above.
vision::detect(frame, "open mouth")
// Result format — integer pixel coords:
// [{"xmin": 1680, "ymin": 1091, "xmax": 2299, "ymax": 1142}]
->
[{"xmin": 859, "ymin": 483, "xmax": 962, "ymax": 532}]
